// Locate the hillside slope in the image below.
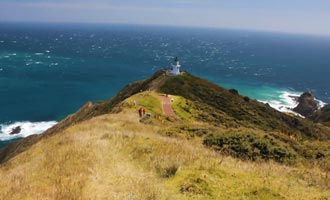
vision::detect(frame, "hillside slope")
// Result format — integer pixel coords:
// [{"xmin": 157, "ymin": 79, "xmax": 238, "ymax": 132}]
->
[
  {"xmin": 0, "ymin": 99, "xmax": 329, "ymax": 199},
  {"xmin": 0, "ymin": 71, "xmax": 330, "ymax": 199},
  {"xmin": 0, "ymin": 70, "xmax": 165, "ymax": 164},
  {"xmin": 1, "ymin": 70, "xmax": 330, "ymax": 164},
  {"xmin": 158, "ymin": 72, "xmax": 330, "ymax": 140}
]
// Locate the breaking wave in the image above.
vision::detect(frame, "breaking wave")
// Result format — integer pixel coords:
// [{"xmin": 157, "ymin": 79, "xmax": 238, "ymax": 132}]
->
[
  {"xmin": 260, "ymin": 90, "xmax": 326, "ymax": 116},
  {"xmin": 0, "ymin": 121, "xmax": 57, "ymax": 142}
]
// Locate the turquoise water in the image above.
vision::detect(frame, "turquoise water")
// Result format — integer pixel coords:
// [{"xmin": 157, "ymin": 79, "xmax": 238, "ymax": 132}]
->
[{"xmin": 1, "ymin": 23, "xmax": 330, "ymax": 147}]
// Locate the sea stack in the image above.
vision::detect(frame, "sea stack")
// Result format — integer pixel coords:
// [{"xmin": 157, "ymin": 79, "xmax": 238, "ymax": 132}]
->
[{"xmin": 293, "ymin": 91, "xmax": 319, "ymax": 117}]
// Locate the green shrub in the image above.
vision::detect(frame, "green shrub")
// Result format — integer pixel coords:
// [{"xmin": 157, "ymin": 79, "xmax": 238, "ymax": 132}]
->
[{"xmin": 203, "ymin": 131, "xmax": 296, "ymax": 163}]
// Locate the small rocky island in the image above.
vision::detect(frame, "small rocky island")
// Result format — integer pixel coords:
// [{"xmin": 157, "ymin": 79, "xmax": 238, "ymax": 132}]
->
[
  {"xmin": 293, "ymin": 91, "xmax": 322, "ymax": 117},
  {"xmin": 9, "ymin": 126, "xmax": 21, "ymax": 135}
]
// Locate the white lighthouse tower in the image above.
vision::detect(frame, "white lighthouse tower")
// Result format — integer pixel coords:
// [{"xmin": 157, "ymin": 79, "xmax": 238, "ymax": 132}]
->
[{"xmin": 169, "ymin": 57, "xmax": 181, "ymax": 75}]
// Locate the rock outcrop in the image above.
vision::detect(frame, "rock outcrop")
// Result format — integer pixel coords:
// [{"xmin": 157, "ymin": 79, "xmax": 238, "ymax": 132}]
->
[
  {"xmin": 9, "ymin": 126, "xmax": 21, "ymax": 135},
  {"xmin": 311, "ymin": 104, "xmax": 330, "ymax": 127},
  {"xmin": 293, "ymin": 91, "xmax": 319, "ymax": 117}
]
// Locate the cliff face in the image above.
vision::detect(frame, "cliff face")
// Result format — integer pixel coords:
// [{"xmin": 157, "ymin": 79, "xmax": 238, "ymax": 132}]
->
[{"xmin": 293, "ymin": 91, "xmax": 319, "ymax": 117}]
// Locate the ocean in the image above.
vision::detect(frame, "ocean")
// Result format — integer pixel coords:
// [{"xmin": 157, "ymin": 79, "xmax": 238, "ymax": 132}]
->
[{"xmin": 1, "ymin": 23, "xmax": 330, "ymax": 148}]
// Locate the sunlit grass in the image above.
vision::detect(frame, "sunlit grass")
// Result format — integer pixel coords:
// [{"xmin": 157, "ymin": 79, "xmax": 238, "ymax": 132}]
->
[{"xmin": 0, "ymin": 92, "xmax": 329, "ymax": 199}]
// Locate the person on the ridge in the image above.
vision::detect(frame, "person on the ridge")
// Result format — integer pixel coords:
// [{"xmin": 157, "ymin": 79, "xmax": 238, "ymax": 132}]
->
[
  {"xmin": 142, "ymin": 108, "xmax": 146, "ymax": 116},
  {"xmin": 138, "ymin": 108, "xmax": 143, "ymax": 118}
]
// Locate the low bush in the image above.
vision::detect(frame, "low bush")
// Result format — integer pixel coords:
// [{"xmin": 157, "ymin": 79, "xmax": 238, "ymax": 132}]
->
[{"xmin": 203, "ymin": 131, "xmax": 297, "ymax": 163}]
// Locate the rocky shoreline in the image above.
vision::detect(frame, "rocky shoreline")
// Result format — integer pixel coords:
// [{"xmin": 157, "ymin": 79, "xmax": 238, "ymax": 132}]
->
[{"xmin": 290, "ymin": 91, "xmax": 327, "ymax": 118}]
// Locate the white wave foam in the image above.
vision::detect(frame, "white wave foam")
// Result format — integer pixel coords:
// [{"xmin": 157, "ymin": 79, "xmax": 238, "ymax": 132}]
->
[
  {"xmin": 317, "ymin": 100, "xmax": 327, "ymax": 109},
  {"xmin": 0, "ymin": 121, "xmax": 57, "ymax": 141},
  {"xmin": 260, "ymin": 90, "xmax": 327, "ymax": 117},
  {"xmin": 35, "ymin": 53, "xmax": 44, "ymax": 56}
]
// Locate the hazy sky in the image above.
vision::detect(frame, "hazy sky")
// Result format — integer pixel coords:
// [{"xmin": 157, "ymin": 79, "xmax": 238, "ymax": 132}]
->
[{"xmin": 1, "ymin": 0, "xmax": 330, "ymax": 36}]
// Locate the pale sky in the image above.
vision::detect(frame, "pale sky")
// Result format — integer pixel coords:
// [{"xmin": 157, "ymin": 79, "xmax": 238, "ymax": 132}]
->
[{"xmin": 1, "ymin": 0, "xmax": 330, "ymax": 36}]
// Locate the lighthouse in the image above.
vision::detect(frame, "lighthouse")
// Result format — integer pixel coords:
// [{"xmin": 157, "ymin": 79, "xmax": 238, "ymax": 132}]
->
[{"xmin": 169, "ymin": 57, "xmax": 181, "ymax": 75}]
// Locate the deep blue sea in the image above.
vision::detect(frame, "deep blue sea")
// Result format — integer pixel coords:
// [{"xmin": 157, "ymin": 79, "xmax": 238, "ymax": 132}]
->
[{"xmin": 1, "ymin": 23, "xmax": 330, "ymax": 148}]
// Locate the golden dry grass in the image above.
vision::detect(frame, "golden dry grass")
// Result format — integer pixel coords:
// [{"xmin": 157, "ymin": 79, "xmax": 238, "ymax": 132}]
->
[{"xmin": 0, "ymin": 93, "xmax": 329, "ymax": 199}]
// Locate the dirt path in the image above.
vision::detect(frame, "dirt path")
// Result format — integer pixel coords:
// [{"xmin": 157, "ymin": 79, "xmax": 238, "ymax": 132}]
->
[
  {"xmin": 149, "ymin": 75, "xmax": 169, "ymax": 91},
  {"xmin": 148, "ymin": 74, "xmax": 175, "ymax": 117},
  {"xmin": 158, "ymin": 95, "xmax": 176, "ymax": 117}
]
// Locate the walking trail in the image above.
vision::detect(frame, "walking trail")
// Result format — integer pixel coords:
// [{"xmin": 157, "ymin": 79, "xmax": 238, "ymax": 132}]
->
[
  {"xmin": 149, "ymin": 75, "xmax": 170, "ymax": 92},
  {"xmin": 148, "ymin": 74, "xmax": 176, "ymax": 117},
  {"xmin": 158, "ymin": 95, "xmax": 176, "ymax": 117}
]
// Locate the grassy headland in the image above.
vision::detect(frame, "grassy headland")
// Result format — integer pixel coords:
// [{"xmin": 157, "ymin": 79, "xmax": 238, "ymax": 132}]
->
[{"xmin": 0, "ymin": 70, "xmax": 329, "ymax": 199}]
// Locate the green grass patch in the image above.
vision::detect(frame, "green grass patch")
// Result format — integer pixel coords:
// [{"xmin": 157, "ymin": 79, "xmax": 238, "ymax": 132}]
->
[
  {"xmin": 180, "ymin": 175, "xmax": 213, "ymax": 196},
  {"xmin": 126, "ymin": 92, "xmax": 163, "ymax": 115},
  {"xmin": 171, "ymin": 96, "xmax": 196, "ymax": 121}
]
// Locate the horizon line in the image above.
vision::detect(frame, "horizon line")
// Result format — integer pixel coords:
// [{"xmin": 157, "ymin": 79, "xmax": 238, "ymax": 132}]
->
[{"xmin": 1, "ymin": 20, "xmax": 330, "ymax": 39}]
